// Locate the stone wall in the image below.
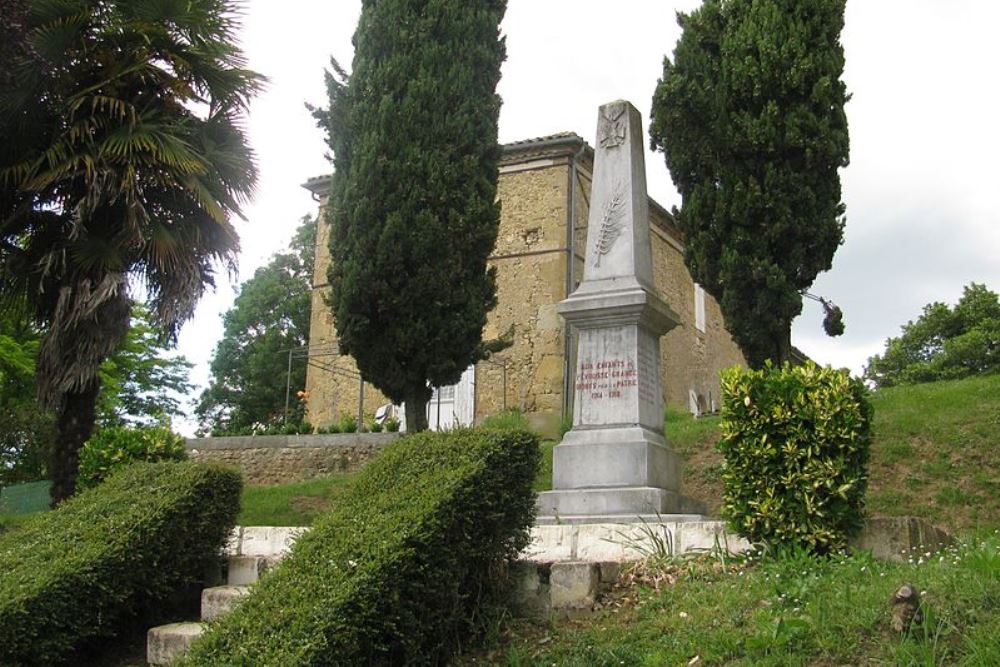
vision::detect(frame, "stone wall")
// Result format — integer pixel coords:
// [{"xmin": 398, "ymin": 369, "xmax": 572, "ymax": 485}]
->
[
  {"xmin": 186, "ymin": 433, "xmax": 398, "ymax": 485},
  {"xmin": 477, "ymin": 159, "xmax": 573, "ymax": 435},
  {"xmin": 650, "ymin": 209, "xmax": 746, "ymax": 412}
]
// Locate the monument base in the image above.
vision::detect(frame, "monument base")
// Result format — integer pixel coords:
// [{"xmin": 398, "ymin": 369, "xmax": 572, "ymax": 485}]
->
[
  {"xmin": 536, "ymin": 487, "xmax": 706, "ymax": 520},
  {"xmin": 553, "ymin": 425, "xmax": 680, "ymax": 489}
]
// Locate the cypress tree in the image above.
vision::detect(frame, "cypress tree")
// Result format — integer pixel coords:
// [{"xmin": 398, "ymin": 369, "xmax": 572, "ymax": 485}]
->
[
  {"xmin": 650, "ymin": 0, "xmax": 850, "ymax": 367},
  {"xmin": 321, "ymin": 0, "xmax": 507, "ymax": 431}
]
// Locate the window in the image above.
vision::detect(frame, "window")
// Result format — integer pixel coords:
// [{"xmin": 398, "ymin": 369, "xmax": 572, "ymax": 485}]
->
[
  {"xmin": 431, "ymin": 384, "xmax": 455, "ymax": 401},
  {"xmin": 694, "ymin": 283, "xmax": 706, "ymax": 333}
]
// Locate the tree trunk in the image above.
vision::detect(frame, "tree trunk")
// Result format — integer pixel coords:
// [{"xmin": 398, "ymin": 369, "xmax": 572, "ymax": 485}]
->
[
  {"xmin": 50, "ymin": 381, "xmax": 100, "ymax": 506},
  {"xmin": 773, "ymin": 328, "xmax": 793, "ymax": 367},
  {"xmin": 404, "ymin": 391, "xmax": 429, "ymax": 433}
]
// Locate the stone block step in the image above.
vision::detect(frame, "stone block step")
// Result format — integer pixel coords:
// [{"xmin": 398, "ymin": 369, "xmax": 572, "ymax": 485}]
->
[
  {"xmin": 511, "ymin": 560, "xmax": 624, "ymax": 617},
  {"xmin": 147, "ymin": 622, "xmax": 203, "ymax": 665},
  {"xmin": 227, "ymin": 554, "xmax": 282, "ymax": 586},
  {"xmin": 201, "ymin": 585, "xmax": 251, "ymax": 621}
]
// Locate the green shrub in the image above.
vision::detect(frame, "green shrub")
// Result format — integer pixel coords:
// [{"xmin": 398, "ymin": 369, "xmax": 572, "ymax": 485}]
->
[
  {"xmin": 77, "ymin": 425, "xmax": 187, "ymax": 489},
  {"xmin": 182, "ymin": 427, "xmax": 540, "ymax": 666},
  {"xmin": 367, "ymin": 417, "xmax": 384, "ymax": 433},
  {"xmin": 338, "ymin": 412, "xmax": 358, "ymax": 433},
  {"xmin": 0, "ymin": 462, "xmax": 241, "ymax": 666},
  {"xmin": 384, "ymin": 416, "xmax": 400, "ymax": 432},
  {"xmin": 480, "ymin": 408, "xmax": 532, "ymax": 431},
  {"xmin": 298, "ymin": 421, "xmax": 314, "ymax": 435},
  {"xmin": 718, "ymin": 362, "xmax": 873, "ymax": 554}
]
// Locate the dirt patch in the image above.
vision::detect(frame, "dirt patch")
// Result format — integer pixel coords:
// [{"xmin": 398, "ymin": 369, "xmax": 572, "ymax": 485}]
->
[{"xmin": 290, "ymin": 495, "xmax": 332, "ymax": 516}]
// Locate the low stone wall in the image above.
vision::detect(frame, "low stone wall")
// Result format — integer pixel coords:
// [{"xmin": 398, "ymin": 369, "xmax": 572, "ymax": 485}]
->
[{"xmin": 186, "ymin": 433, "xmax": 399, "ymax": 485}]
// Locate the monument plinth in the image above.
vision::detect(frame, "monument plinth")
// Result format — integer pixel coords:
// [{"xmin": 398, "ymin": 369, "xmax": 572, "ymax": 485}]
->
[{"xmin": 537, "ymin": 100, "xmax": 704, "ymax": 522}]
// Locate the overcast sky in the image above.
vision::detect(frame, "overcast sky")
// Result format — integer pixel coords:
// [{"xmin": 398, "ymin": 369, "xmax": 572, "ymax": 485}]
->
[{"xmin": 175, "ymin": 0, "xmax": 1000, "ymax": 432}]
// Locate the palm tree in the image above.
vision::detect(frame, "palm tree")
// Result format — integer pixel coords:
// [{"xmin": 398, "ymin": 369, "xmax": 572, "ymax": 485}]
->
[{"xmin": 0, "ymin": 0, "xmax": 262, "ymax": 502}]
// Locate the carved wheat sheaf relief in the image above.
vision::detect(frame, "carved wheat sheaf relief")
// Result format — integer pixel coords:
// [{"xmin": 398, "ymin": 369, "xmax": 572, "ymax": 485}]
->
[{"xmin": 593, "ymin": 182, "xmax": 626, "ymax": 267}]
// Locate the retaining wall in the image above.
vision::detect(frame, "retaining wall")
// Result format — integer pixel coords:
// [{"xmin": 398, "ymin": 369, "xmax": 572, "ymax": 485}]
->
[{"xmin": 185, "ymin": 433, "xmax": 399, "ymax": 485}]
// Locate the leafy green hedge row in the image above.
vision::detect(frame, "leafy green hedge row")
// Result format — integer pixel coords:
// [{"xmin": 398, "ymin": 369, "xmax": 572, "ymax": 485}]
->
[
  {"xmin": 719, "ymin": 362, "xmax": 873, "ymax": 554},
  {"xmin": 182, "ymin": 427, "xmax": 541, "ymax": 666},
  {"xmin": 0, "ymin": 462, "xmax": 241, "ymax": 666}
]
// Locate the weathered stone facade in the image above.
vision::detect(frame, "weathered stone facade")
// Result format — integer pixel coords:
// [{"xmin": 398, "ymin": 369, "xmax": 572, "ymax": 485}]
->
[
  {"xmin": 302, "ymin": 133, "xmax": 745, "ymax": 437},
  {"xmin": 185, "ymin": 433, "xmax": 398, "ymax": 485}
]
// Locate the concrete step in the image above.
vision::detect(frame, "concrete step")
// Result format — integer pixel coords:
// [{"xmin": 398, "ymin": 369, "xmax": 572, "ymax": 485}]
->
[
  {"xmin": 226, "ymin": 554, "xmax": 281, "ymax": 586},
  {"xmin": 201, "ymin": 585, "xmax": 251, "ymax": 622},
  {"xmin": 147, "ymin": 622, "xmax": 204, "ymax": 665}
]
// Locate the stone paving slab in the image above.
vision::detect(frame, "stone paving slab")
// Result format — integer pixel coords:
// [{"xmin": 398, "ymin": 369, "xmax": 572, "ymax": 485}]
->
[{"xmin": 223, "ymin": 516, "xmax": 953, "ymax": 565}]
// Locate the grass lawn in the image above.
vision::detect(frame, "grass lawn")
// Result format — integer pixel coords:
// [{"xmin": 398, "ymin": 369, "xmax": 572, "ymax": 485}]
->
[
  {"xmin": 460, "ymin": 533, "xmax": 1000, "ymax": 665},
  {"xmin": 237, "ymin": 474, "xmax": 354, "ymax": 526},
  {"xmin": 0, "ymin": 511, "xmax": 36, "ymax": 536}
]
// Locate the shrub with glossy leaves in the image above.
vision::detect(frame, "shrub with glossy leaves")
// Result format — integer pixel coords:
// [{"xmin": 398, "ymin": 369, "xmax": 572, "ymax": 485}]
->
[
  {"xmin": 77, "ymin": 424, "xmax": 186, "ymax": 489},
  {"xmin": 718, "ymin": 362, "xmax": 873, "ymax": 553},
  {"xmin": 181, "ymin": 427, "xmax": 540, "ymax": 666},
  {"xmin": 0, "ymin": 462, "xmax": 241, "ymax": 666}
]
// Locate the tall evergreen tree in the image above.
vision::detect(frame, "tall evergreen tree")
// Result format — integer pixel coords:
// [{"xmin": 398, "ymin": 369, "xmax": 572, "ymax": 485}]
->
[
  {"xmin": 319, "ymin": 0, "xmax": 507, "ymax": 431},
  {"xmin": 650, "ymin": 0, "xmax": 850, "ymax": 367}
]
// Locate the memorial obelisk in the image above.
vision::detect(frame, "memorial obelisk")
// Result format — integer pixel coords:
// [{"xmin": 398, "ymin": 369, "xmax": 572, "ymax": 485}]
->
[{"xmin": 537, "ymin": 100, "xmax": 701, "ymax": 521}]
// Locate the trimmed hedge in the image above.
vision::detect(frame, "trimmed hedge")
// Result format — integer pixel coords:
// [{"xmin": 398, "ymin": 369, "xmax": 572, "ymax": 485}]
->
[
  {"xmin": 181, "ymin": 427, "xmax": 541, "ymax": 666},
  {"xmin": 0, "ymin": 462, "xmax": 241, "ymax": 666},
  {"xmin": 718, "ymin": 362, "xmax": 873, "ymax": 554}
]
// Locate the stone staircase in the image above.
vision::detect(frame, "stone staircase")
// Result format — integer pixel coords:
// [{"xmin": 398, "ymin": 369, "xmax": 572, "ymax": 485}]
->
[{"xmin": 146, "ymin": 527, "xmax": 301, "ymax": 665}]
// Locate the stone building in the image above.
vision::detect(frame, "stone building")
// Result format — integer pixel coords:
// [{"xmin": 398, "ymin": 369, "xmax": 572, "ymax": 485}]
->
[{"xmin": 301, "ymin": 132, "xmax": 745, "ymax": 437}]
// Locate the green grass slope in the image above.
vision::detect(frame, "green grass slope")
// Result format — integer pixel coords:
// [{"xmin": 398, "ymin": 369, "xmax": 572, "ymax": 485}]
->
[{"xmin": 461, "ymin": 535, "xmax": 1000, "ymax": 666}]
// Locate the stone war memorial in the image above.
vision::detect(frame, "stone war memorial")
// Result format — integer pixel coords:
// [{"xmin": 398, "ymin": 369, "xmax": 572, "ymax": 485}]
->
[{"xmin": 537, "ymin": 100, "xmax": 704, "ymax": 522}]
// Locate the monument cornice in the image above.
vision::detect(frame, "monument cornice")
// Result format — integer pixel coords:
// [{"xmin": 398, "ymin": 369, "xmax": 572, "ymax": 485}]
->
[{"xmin": 558, "ymin": 285, "xmax": 680, "ymax": 335}]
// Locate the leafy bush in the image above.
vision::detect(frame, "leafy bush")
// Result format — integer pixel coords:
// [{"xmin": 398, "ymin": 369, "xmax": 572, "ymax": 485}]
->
[
  {"xmin": 298, "ymin": 421, "xmax": 313, "ymax": 435},
  {"xmin": 181, "ymin": 427, "xmax": 540, "ymax": 666},
  {"xmin": 384, "ymin": 416, "xmax": 400, "ymax": 432},
  {"xmin": 77, "ymin": 425, "xmax": 187, "ymax": 489},
  {"xmin": 718, "ymin": 362, "xmax": 873, "ymax": 554},
  {"xmin": 338, "ymin": 412, "xmax": 358, "ymax": 433},
  {"xmin": 480, "ymin": 408, "xmax": 532, "ymax": 431},
  {"xmin": 0, "ymin": 462, "xmax": 241, "ymax": 666},
  {"xmin": 366, "ymin": 416, "xmax": 384, "ymax": 433}
]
